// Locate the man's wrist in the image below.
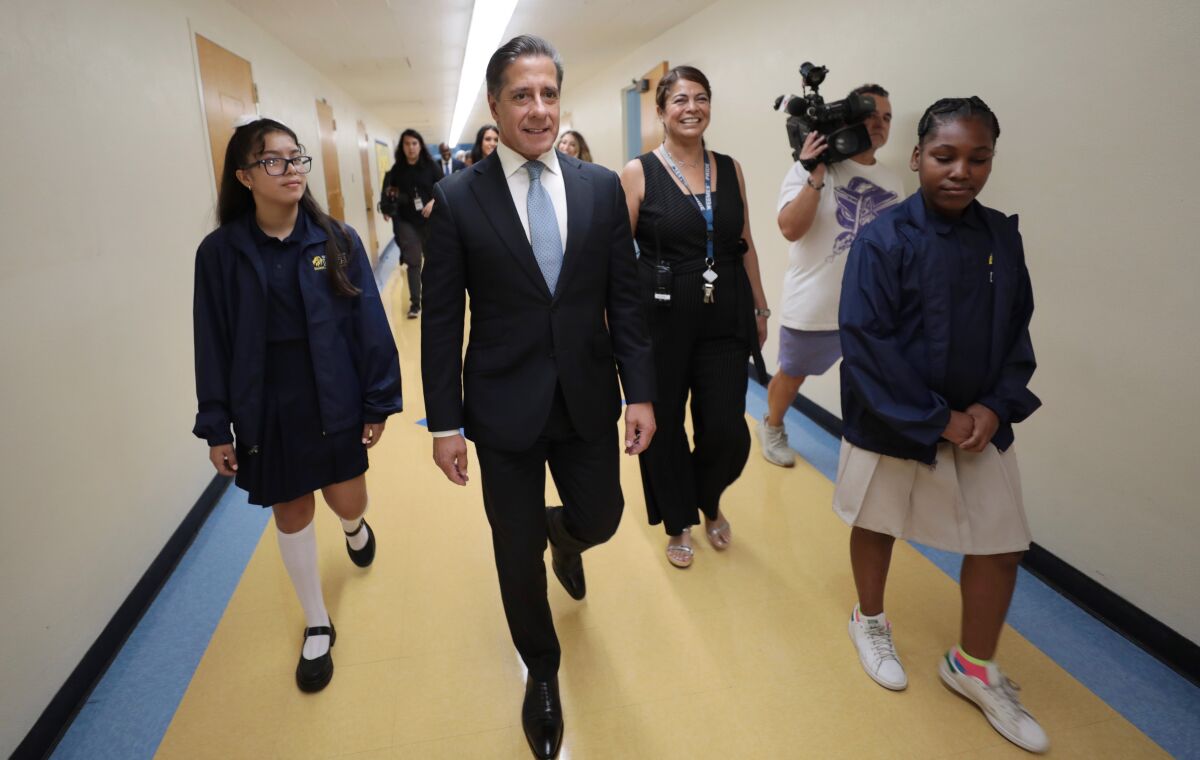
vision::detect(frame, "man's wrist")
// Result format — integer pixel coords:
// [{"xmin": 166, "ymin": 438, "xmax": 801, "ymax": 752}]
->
[{"xmin": 430, "ymin": 429, "xmax": 461, "ymax": 438}]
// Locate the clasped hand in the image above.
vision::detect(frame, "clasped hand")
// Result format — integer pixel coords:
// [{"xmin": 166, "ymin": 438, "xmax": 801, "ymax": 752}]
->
[{"xmin": 942, "ymin": 404, "xmax": 999, "ymax": 453}]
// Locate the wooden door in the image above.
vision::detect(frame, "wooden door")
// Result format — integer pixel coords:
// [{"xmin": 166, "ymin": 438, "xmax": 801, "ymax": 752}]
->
[
  {"xmin": 195, "ymin": 34, "xmax": 256, "ymax": 193},
  {"xmin": 315, "ymin": 99, "xmax": 345, "ymax": 221},
  {"xmin": 356, "ymin": 120, "xmax": 380, "ymax": 264},
  {"xmin": 639, "ymin": 61, "xmax": 669, "ymax": 153}
]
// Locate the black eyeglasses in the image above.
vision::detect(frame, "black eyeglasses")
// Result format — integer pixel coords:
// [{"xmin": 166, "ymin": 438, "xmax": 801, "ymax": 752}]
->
[{"xmin": 245, "ymin": 156, "xmax": 313, "ymax": 176}]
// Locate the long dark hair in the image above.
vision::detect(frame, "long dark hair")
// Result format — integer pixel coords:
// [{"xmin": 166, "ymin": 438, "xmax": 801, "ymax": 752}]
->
[
  {"xmin": 559, "ymin": 130, "xmax": 592, "ymax": 162},
  {"xmin": 394, "ymin": 128, "xmax": 436, "ymax": 171},
  {"xmin": 218, "ymin": 118, "xmax": 360, "ymax": 297},
  {"xmin": 470, "ymin": 124, "xmax": 499, "ymax": 164}
]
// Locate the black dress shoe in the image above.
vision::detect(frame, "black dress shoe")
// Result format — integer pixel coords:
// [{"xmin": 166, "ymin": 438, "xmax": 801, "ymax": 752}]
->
[
  {"xmin": 345, "ymin": 519, "xmax": 376, "ymax": 568},
  {"xmin": 296, "ymin": 620, "xmax": 336, "ymax": 693},
  {"xmin": 522, "ymin": 676, "xmax": 564, "ymax": 759},
  {"xmin": 549, "ymin": 540, "xmax": 585, "ymax": 600}
]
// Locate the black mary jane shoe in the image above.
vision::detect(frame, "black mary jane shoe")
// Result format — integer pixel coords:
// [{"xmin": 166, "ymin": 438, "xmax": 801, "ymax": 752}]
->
[
  {"xmin": 522, "ymin": 676, "xmax": 564, "ymax": 759},
  {"xmin": 295, "ymin": 621, "xmax": 336, "ymax": 693},
  {"xmin": 345, "ymin": 519, "xmax": 376, "ymax": 568}
]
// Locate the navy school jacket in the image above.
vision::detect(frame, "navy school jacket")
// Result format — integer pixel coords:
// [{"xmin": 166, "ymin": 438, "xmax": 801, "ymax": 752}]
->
[
  {"xmin": 838, "ymin": 192, "xmax": 1040, "ymax": 464},
  {"xmin": 192, "ymin": 211, "xmax": 402, "ymax": 448}
]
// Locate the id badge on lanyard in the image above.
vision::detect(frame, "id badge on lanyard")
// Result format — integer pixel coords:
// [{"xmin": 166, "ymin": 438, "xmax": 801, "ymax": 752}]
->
[{"xmin": 661, "ymin": 147, "xmax": 716, "ymax": 303}]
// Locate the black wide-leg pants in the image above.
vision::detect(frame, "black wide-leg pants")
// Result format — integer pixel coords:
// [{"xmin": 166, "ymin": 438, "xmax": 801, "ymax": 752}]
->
[
  {"xmin": 474, "ymin": 387, "xmax": 623, "ymax": 679},
  {"xmin": 638, "ymin": 270, "xmax": 751, "ymax": 537}
]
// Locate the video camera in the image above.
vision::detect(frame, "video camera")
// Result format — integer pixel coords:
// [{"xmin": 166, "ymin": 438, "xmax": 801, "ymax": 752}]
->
[{"xmin": 774, "ymin": 63, "xmax": 876, "ymax": 170}]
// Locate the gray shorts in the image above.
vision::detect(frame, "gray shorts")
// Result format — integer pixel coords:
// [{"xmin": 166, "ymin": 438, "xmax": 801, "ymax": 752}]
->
[{"xmin": 778, "ymin": 326, "xmax": 841, "ymax": 377}]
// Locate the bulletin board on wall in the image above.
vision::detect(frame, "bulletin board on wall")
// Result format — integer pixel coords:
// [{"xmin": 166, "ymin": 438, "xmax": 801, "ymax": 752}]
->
[{"xmin": 374, "ymin": 140, "xmax": 392, "ymax": 183}]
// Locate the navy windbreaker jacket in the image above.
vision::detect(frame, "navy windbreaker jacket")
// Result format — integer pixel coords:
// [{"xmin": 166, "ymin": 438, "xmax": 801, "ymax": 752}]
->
[
  {"xmin": 192, "ymin": 212, "xmax": 402, "ymax": 448},
  {"xmin": 838, "ymin": 192, "xmax": 1040, "ymax": 464}
]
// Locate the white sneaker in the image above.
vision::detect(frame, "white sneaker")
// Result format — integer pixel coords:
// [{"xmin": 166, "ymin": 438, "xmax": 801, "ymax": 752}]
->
[
  {"xmin": 847, "ymin": 608, "xmax": 907, "ymax": 690},
  {"xmin": 939, "ymin": 652, "xmax": 1050, "ymax": 754},
  {"xmin": 758, "ymin": 416, "xmax": 795, "ymax": 467}
]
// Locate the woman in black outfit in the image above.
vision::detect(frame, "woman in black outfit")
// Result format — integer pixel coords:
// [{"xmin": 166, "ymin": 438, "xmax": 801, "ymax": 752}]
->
[
  {"xmin": 469, "ymin": 123, "xmax": 499, "ymax": 165},
  {"xmin": 620, "ymin": 66, "xmax": 770, "ymax": 568},
  {"xmin": 381, "ymin": 128, "xmax": 441, "ymax": 318}
]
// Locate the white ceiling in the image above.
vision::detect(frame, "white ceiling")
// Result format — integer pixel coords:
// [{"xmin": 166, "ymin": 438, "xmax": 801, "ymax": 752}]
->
[{"xmin": 227, "ymin": 0, "xmax": 718, "ymax": 145}]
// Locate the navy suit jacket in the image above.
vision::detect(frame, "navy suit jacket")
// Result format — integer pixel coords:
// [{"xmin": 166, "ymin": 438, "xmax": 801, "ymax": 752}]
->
[{"xmin": 421, "ymin": 151, "xmax": 654, "ymax": 451}]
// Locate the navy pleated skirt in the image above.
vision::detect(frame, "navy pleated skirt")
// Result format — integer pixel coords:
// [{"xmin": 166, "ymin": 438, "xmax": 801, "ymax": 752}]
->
[{"xmin": 235, "ymin": 339, "xmax": 368, "ymax": 507}]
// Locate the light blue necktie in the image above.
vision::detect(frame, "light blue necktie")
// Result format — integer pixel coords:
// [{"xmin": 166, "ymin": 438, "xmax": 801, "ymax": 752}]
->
[{"xmin": 524, "ymin": 161, "xmax": 563, "ymax": 294}]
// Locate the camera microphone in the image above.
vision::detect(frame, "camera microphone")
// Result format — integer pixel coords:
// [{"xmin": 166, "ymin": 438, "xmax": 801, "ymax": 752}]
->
[{"xmin": 774, "ymin": 95, "xmax": 809, "ymax": 117}]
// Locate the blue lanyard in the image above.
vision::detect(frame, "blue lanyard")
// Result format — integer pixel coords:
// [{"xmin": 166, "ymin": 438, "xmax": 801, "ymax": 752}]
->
[{"xmin": 661, "ymin": 146, "xmax": 714, "ymax": 266}]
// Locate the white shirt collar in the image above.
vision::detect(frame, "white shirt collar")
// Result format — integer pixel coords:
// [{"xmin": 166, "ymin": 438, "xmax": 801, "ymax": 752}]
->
[{"xmin": 496, "ymin": 140, "xmax": 561, "ymax": 180}]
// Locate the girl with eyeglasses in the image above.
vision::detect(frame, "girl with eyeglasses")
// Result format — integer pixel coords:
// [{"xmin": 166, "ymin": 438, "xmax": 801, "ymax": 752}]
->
[
  {"xmin": 192, "ymin": 117, "xmax": 402, "ymax": 693},
  {"xmin": 836, "ymin": 97, "xmax": 1047, "ymax": 753}
]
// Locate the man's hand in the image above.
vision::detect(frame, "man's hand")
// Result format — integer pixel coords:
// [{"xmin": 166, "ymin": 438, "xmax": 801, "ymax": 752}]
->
[
  {"xmin": 362, "ymin": 420, "xmax": 386, "ymax": 449},
  {"xmin": 961, "ymin": 403, "xmax": 1000, "ymax": 453},
  {"xmin": 209, "ymin": 444, "xmax": 237, "ymax": 476},
  {"xmin": 624, "ymin": 402, "xmax": 656, "ymax": 455},
  {"xmin": 941, "ymin": 410, "xmax": 974, "ymax": 446},
  {"xmin": 799, "ymin": 132, "xmax": 829, "ymax": 179},
  {"xmin": 433, "ymin": 434, "xmax": 470, "ymax": 485}
]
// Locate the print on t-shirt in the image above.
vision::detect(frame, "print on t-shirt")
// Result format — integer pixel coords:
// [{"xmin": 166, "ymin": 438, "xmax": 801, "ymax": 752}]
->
[{"xmin": 832, "ymin": 177, "xmax": 900, "ymax": 260}]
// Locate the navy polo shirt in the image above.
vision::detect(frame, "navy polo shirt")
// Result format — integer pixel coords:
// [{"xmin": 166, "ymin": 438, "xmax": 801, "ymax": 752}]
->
[
  {"xmin": 931, "ymin": 201, "xmax": 994, "ymax": 411},
  {"xmin": 252, "ymin": 210, "xmax": 310, "ymax": 342}
]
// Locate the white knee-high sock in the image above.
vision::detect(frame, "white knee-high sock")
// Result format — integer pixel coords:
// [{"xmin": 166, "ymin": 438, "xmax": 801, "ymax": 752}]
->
[
  {"xmin": 276, "ymin": 521, "xmax": 330, "ymax": 659},
  {"xmin": 339, "ymin": 500, "xmax": 369, "ymax": 551}
]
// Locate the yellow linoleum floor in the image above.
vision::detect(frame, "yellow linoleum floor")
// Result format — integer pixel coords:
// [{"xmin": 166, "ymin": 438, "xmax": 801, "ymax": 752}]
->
[{"xmin": 156, "ymin": 271, "xmax": 1166, "ymax": 759}]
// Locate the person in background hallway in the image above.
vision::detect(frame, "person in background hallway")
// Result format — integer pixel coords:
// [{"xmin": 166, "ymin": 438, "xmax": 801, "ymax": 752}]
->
[
  {"xmin": 456, "ymin": 148, "xmax": 472, "ymax": 167},
  {"xmin": 469, "ymin": 123, "xmax": 500, "ymax": 165},
  {"xmin": 620, "ymin": 66, "xmax": 769, "ymax": 569},
  {"xmin": 836, "ymin": 97, "xmax": 1048, "ymax": 753},
  {"xmin": 381, "ymin": 128, "xmax": 440, "ymax": 319},
  {"xmin": 422, "ymin": 35, "xmax": 655, "ymax": 759},
  {"xmin": 437, "ymin": 141, "xmax": 466, "ymax": 179},
  {"xmin": 192, "ymin": 117, "xmax": 402, "ymax": 694},
  {"xmin": 758, "ymin": 84, "xmax": 903, "ymax": 468},
  {"xmin": 556, "ymin": 130, "xmax": 592, "ymax": 162}
]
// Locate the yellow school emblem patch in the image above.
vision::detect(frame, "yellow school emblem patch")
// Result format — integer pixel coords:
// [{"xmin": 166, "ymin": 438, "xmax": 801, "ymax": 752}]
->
[{"xmin": 311, "ymin": 255, "xmax": 327, "ymax": 271}]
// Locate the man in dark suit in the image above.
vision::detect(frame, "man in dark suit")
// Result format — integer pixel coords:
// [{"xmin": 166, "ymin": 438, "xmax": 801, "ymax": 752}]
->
[
  {"xmin": 436, "ymin": 141, "xmax": 466, "ymax": 180},
  {"xmin": 421, "ymin": 34, "xmax": 656, "ymax": 760}
]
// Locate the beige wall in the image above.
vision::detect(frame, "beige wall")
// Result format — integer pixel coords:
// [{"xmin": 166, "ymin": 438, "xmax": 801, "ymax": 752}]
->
[
  {"xmin": 0, "ymin": 0, "xmax": 394, "ymax": 753},
  {"xmin": 566, "ymin": 0, "xmax": 1200, "ymax": 636}
]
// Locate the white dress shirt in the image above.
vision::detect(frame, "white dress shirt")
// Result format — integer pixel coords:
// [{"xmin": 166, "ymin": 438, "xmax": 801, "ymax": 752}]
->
[
  {"xmin": 431, "ymin": 141, "xmax": 570, "ymax": 439},
  {"xmin": 494, "ymin": 141, "xmax": 569, "ymax": 247}
]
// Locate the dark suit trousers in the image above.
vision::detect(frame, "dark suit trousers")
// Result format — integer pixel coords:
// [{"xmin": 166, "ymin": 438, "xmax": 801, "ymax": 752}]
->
[{"xmin": 474, "ymin": 386, "xmax": 623, "ymax": 679}]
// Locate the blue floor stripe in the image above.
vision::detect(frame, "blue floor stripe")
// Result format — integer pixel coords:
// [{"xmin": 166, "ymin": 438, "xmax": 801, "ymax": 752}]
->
[
  {"xmin": 757, "ymin": 389, "xmax": 1200, "ymax": 759},
  {"xmin": 51, "ymin": 487, "xmax": 268, "ymax": 760}
]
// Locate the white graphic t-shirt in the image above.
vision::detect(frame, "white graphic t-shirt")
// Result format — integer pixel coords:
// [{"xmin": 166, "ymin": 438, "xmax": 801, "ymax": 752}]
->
[{"xmin": 776, "ymin": 159, "xmax": 905, "ymax": 330}]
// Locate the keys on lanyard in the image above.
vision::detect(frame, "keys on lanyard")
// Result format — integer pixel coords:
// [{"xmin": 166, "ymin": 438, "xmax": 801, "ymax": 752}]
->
[{"xmin": 661, "ymin": 146, "xmax": 716, "ymax": 303}]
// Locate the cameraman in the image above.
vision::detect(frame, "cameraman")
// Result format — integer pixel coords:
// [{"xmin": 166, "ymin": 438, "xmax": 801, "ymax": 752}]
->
[{"xmin": 758, "ymin": 84, "xmax": 904, "ymax": 467}]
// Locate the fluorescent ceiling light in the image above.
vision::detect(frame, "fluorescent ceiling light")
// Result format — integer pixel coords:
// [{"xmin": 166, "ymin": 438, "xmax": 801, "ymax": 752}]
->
[{"xmin": 447, "ymin": 0, "xmax": 520, "ymax": 146}]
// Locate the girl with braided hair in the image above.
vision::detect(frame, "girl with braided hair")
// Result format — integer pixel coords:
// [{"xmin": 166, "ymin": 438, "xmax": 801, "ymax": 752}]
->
[{"xmin": 835, "ymin": 97, "xmax": 1048, "ymax": 753}]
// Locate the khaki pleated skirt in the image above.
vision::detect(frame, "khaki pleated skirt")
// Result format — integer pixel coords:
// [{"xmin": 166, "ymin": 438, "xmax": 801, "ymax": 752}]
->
[{"xmin": 832, "ymin": 439, "xmax": 1032, "ymax": 555}]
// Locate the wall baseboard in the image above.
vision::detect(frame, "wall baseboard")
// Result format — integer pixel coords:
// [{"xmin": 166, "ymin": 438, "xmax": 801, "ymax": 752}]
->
[
  {"xmin": 753, "ymin": 364, "xmax": 1199, "ymax": 688},
  {"xmin": 14, "ymin": 474, "xmax": 232, "ymax": 760},
  {"xmin": 1021, "ymin": 543, "xmax": 1199, "ymax": 686}
]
